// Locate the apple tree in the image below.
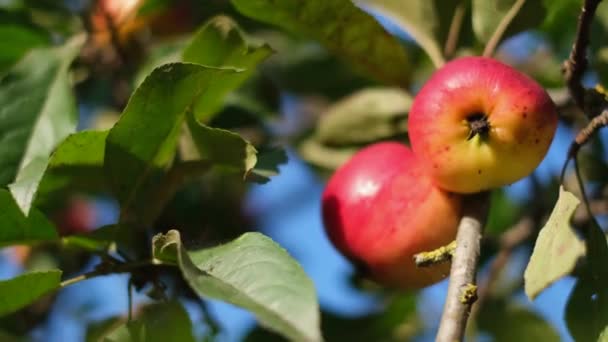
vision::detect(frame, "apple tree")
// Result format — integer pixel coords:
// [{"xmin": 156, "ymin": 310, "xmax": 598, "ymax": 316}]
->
[{"xmin": 0, "ymin": 0, "xmax": 607, "ymax": 341}]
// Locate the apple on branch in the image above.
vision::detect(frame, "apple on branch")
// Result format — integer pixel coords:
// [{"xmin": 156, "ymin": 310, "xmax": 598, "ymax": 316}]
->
[
  {"xmin": 408, "ymin": 56, "xmax": 558, "ymax": 193},
  {"xmin": 321, "ymin": 142, "xmax": 462, "ymax": 289}
]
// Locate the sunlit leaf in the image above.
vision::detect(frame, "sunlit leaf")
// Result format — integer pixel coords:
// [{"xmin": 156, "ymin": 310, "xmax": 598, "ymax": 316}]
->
[
  {"xmin": 232, "ymin": 0, "xmax": 410, "ymax": 86},
  {"xmin": 104, "ymin": 63, "xmax": 238, "ymax": 211},
  {"xmin": 0, "ymin": 34, "xmax": 85, "ymax": 215},
  {"xmin": 152, "ymin": 230, "xmax": 321, "ymax": 342},
  {"xmin": 183, "ymin": 15, "xmax": 273, "ymax": 121},
  {"xmin": 0, "ymin": 189, "xmax": 57, "ymax": 247},
  {"xmin": 0, "ymin": 270, "xmax": 61, "ymax": 316},
  {"xmin": 317, "ymin": 87, "xmax": 411, "ymax": 145},
  {"xmin": 524, "ymin": 187, "xmax": 586, "ymax": 300}
]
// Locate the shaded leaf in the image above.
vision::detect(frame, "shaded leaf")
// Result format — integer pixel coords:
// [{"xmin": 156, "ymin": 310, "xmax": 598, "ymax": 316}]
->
[
  {"xmin": 103, "ymin": 302, "xmax": 195, "ymax": 342},
  {"xmin": 566, "ymin": 216, "xmax": 608, "ymax": 342},
  {"xmin": 0, "ymin": 24, "xmax": 49, "ymax": 73},
  {"xmin": 186, "ymin": 111, "xmax": 257, "ymax": 176},
  {"xmin": 247, "ymin": 148, "xmax": 288, "ymax": 184},
  {"xmin": 0, "ymin": 270, "xmax": 61, "ymax": 316},
  {"xmin": 472, "ymin": 0, "xmax": 546, "ymax": 45},
  {"xmin": 0, "ymin": 189, "xmax": 57, "ymax": 247},
  {"xmin": 232, "ymin": 0, "xmax": 410, "ymax": 86},
  {"xmin": 0, "ymin": 34, "xmax": 85, "ymax": 215},
  {"xmin": 352, "ymin": 0, "xmax": 452, "ymax": 67},
  {"xmin": 477, "ymin": 299, "xmax": 560, "ymax": 342},
  {"xmin": 104, "ymin": 63, "xmax": 238, "ymax": 210},
  {"xmin": 35, "ymin": 130, "xmax": 108, "ymax": 207},
  {"xmin": 183, "ymin": 15, "xmax": 273, "ymax": 121},
  {"xmin": 524, "ymin": 187, "xmax": 586, "ymax": 300},
  {"xmin": 152, "ymin": 230, "xmax": 321, "ymax": 342},
  {"xmin": 317, "ymin": 87, "xmax": 411, "ymax": 146}
]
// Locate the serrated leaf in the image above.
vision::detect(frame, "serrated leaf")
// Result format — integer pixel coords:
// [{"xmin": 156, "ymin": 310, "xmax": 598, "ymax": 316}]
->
[
  {"xmin": 0, "ymin": 189, "xmax": 57, "ymax": 247},
  {"xmin": 231, "ymin": 0, "xmax": 410, "ymax": 86},
  {"xmin": 317, "ymin": 87, "xmax": 411, "ymax": 146},
  {"xmin": 104, "ymin": 63, "xmax": 239, "ymax": 211},
  {"xmin": 186, "ymin": 111, "xmax": 257, "ymax": 176},
  {"xmin": 524, "ymin": 187, "xmax": 586, "ymax": 300},
  {"xmin": 0, "ymin": 270, "xmax": 61, "ymax": 316},
  {"xmin": 352, "ymin": 0, "xmax": 452, "ymax": 67},
  {"xmin": 183, "ymin": 15, "xmax": 273, "ymax": 122},
  {"xmin": 472, "ymin": 0, "xmax": 546, "ymax": 45},
  {"xmin": 103, "ymin": 302, "xmax": 195, "ymax": 342},
  {"xmin": 35, "ymin": 130, "xmax": 108, "ymax": 205},
  {"xmin": 478, "ymin": 299, "xmax": 560, "ymax": 342},
  {"xmin": 0, "ymin": 34, "xmax": 85, "ymax": 215},
  {"xmin": 152, "ymin": 230, "xmax": 321, "ymax": 342}
]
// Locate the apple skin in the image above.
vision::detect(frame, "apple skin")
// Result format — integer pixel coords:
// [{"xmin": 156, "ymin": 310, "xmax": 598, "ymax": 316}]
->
[
  {"xmin": 322, "ymin": 142, "xmax": 462, "ymax": 289},
  {"xmin": 408, "ymin": 56, "xmax": 558, "ymax": 193}
]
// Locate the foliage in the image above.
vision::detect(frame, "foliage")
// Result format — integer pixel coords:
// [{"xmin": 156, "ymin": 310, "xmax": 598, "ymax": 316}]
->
[{"xmin": 0, "ymin": 0, "xmax": 607, "ymax": 341}]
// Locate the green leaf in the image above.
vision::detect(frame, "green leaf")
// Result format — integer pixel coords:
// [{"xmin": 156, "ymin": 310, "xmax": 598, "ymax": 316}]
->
[
  {"xmin": 299, "ymin": 137, "xmax": 358, "ymax": 170},
  {"xmin": 231, "ymin": 0, "xmax": 410, "ymax": 86},
  {"xmin": 103, "ymin": 302, "xmax": 195, "ymax": 342},
  {"xmin": 0, "ymin": 270, "xmax": 61, "ymax": 316},
  {"xmin": 61, "ymin": 225, "xmax": 118, "ymax": 252},
  {"xmin": 35, "ymin": 130, "xmax": 108, "ymax": 207},
  {"xmin": 247, "ymin": 148, "xmax": 288, "ymax": 184},
  {"xmin": 0, "ymin": 34, "xmax": 85, "ymax": 215},
  {"xmin": 183, "ymin": 15, "xmax": 273, "ymax": 122},
  {"xmin": 599, "ymin": 326, "xmax": 608, "ymax": 342},
  {"xmin": 0, "ymin": 189, "xmax": 57, "ymax": 247},
  {"xmin": 152, "ymin": 230, "xmax": 321, "ymax": 342},
  {"xmin": 186, "ymin": 111, "xmax": 257, "ymax": 176},
  {"xmin": 566, "ymin": 216, "xmax": 608, "ymax": 342},
  {"xmin": 524, "ymin": 186, "xmax": 586, "ymax": 300},
  {"xmin": 477, "ymin": 299, "xmax": 560, "ymax": 342},
  {"xmin": 317, "ymin": 87, "xmax": 411, "ymax": 146},
  {"xmin": 0, "ymin": 24, "xmax": 49, "ymax": 73},
  {"xmin": 104, "ymin": 63, "xmax": 238, "ymax": 211},
  {"xmin": 471, "ymin": 0, "xmax": 546, "ymax": 44},
  {"xmin": 352, "ymin": 0, "xmax": 453, "ymax": 67}
]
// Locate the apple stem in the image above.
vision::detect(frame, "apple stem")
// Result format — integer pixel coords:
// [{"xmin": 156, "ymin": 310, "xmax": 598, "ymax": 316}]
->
[{"xmin": 436, "ymin": 192, "xmax": 490, "ymax": 342}]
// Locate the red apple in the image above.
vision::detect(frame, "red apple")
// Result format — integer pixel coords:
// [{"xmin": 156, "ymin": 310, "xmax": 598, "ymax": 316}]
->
[
  {"xmin": 53, "ymin": 197, "xmax": 97, "ymax": 236},
  {"xmin": 408, "ymin": 56, "xmax": 558, "ymax": 193},
  {"xmin": 322, "ymin": 142, "xmax": 462, "ymax": 289}
]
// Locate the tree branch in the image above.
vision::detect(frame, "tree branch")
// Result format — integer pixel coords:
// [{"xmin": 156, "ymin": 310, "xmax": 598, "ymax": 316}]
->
[
  {"xmin": 563, "ymin": 0, "xmax": 603, "ymax": 110},
  {"xmin": 436, "ymin": 192, "xmax": 490, "ymax": 342}
]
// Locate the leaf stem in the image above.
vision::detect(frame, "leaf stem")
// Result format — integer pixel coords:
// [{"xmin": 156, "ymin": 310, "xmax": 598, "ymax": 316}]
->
[
  {"xmin": 444, "ymin": 1, "xmax": 468, "ymax": 59},
  {"xmin": 60, "ymin": 259, "xmax": 159, "ymax": 288},
  {"xmin": 482, "ymin": 0, "xmax": 527, "ymax": 57}
]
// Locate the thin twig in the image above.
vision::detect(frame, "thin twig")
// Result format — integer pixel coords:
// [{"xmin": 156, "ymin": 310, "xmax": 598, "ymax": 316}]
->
[
  {"xmin": 444, "ymin": 1, "xmax": 468, "ymax": 59},
  {"xmin": 483, "ymin": 0, "xmax": 527, "ymax": 57},
  {"xmin": 564, "ymin": 0, "xmax": 603, "ymax": 109},
  {"xmin": 561, "ymin": 109, "xmax": 608, "ymax": 183},
  {"xmin": 436, "ymin": 192, "xmax": 491, "ymax": 342},
  {"xmin": 60, "ymin": 260, "xmax": 158, "ymax": 288},
  {"xmin": 414, "ymin": 241, "xmax": 456, "ymax": 267}
]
